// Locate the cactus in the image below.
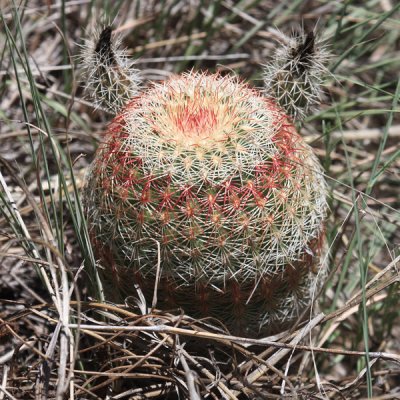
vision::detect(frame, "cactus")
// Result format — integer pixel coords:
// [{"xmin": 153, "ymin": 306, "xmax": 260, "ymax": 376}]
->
[
  {"xmin": 82, "ymin": 27, "xmax": 329, "ymax": 337},
  {"xmin": 263, "ymin": 31, "xmax": 330, "ymax": 120},
  {"xmin": 80, "ymin": 25, "xmax": 141, "ymax": 112}
]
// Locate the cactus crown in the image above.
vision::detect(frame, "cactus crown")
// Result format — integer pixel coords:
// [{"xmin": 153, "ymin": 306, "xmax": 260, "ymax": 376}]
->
[{"xmin": 121, "ymin": 72, "xmax": 287, "ymax": 185}]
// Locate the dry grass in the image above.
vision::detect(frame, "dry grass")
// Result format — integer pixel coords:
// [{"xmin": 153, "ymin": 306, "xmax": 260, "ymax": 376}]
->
[{"xmin": 1, "ymin": 1, "xmax": 400, "ymax": 399}]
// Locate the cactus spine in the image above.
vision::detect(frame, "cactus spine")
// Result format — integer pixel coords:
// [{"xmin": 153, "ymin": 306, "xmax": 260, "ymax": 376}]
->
[{"xmin": 83, "ymin": 27, "xmax": 329, "ymax": 336}]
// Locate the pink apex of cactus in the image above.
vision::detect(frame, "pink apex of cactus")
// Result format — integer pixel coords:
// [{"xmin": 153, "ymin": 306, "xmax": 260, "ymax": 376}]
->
[{"xmin": 84, "ymin": 71, "xmax": 328, "ymax": 336}]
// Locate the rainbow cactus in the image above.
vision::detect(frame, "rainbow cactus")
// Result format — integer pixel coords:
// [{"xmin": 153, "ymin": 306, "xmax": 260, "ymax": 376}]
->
[
  {"xmin": 82, "ymin": 27, "xmax": 329, "ymax": 336},
  {"xmin": 263, "ymin": 31, "xmax": 330, "ymax": 120}
]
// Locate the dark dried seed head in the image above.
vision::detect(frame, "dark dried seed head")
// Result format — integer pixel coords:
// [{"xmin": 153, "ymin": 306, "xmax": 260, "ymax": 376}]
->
[
  {"xmin": 95, "ymin": 26, "xmax": 115, "ymax": 66},
  {"xmin": 290, "ymin": 31, "xmax": 316, "ymax": 72}
]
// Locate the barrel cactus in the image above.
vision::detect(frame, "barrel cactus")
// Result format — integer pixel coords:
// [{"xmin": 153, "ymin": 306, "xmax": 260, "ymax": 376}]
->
[{"xmin": 82, "ymin": 27, "xmax": 329, "ymax": 337}]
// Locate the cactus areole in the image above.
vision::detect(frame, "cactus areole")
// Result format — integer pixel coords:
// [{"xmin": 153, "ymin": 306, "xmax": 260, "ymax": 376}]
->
[{"xmin": 85, "ymin": 71, "xmax": 327, "ymax": 336}]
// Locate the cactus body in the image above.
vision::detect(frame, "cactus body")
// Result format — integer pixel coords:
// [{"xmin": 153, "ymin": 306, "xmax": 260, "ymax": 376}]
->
[{"xmin": 84, "ymin": 72, "xmax": 327, "ymax": 336}]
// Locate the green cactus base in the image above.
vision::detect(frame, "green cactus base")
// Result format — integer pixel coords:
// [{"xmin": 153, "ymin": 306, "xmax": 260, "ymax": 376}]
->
[{"xmin": 94, "ymin": 235, "xmax": 326, "ymax": 337}]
